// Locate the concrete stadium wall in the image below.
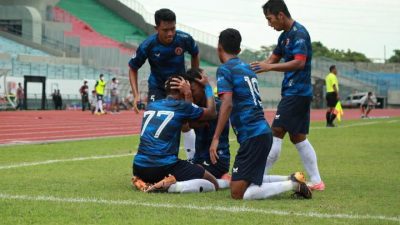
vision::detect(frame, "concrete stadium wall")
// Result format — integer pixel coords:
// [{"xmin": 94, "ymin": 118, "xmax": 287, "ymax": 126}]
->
[
  {"xmin": 0, "ymin": 30, "xmax": 64, "ymax": 56},
  {"xmin": 0, "ymin": 0, "xmax": 60, "ymax": 20},
  {"xmin": 0, "ymin": 6, "xmax": 42, "ymax": 44},
  {"xmin": 16, "ymin": 55, "xmax": 82, "ymax": 65},
  {"xmin": 352, "ymin": 62, "xmax": 400, "ymax": 73},
  {"xmin": 388, "ymin": 90, "xmax": 400, "ymax": 105}
]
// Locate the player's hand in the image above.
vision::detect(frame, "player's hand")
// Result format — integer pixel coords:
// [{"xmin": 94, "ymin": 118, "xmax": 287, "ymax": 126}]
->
[
  {"xmin": 250, "ymin": 61, "xmax": 270, "ymax": 73},
  {"xmin": 209, "ymin": 138, "xmax": 219, "ymax": 164},
  {"xmin": 133, "ymin": 95, "xmax": 140, "ymax": 114},
  {"xmin": 170, "ymin": 76, "xmax": 191, "ymax": 96},
  {"xmin": 195, "ymin": 71, "xmax": 209, "ymax": 87}
]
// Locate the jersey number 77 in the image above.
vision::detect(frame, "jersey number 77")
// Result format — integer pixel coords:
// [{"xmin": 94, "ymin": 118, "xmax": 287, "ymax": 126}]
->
[{"xmin": 141, "ymin": 110, "xmax": 175, "ymax": 138}]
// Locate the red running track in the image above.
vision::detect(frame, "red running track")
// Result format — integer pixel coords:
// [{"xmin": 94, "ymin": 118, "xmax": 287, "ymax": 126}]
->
[{"xmin": 1, "ymin": 109, "xmax": 399, "ymax": 145}]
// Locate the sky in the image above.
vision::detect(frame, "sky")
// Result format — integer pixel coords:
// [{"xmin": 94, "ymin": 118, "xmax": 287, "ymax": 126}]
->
[{"xmin": 135, "ymin": 0, "xmax": 400, "ymax": 61}]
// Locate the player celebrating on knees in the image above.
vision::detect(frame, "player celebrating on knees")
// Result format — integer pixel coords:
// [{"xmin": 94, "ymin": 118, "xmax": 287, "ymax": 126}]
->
[
  {"xmin": 128, "ymin": 8, "xmax": 199, "ymax": 161},
  {"xmin": 185, "ymin": 68, "xmax": 231, "ymax": 189},
  {"xmin": 211, "ymin": 28, "xmax": 311, "ymax": 200},
  {"xmin": 132, "ymin": 75, "xmax": 219, "ymax": 193},
  {"xmin": 251, "ymin": 0, "xmax": 325, "ymax": 191}
]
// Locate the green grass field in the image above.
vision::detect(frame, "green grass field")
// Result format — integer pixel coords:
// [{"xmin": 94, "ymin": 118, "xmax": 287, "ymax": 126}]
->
[{"xmin": 1, "ymin": 118, "xmax": 399, "ymax": 225}]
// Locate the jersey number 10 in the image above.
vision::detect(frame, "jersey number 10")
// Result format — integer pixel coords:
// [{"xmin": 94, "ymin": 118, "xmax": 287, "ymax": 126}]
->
[
  {"xmin": 141, "ymin": 110, "xmax": 175, "ymax": 138},
  {"xmin": 244, "ymin": 76, "xmax": 262, "ymax": 107}
]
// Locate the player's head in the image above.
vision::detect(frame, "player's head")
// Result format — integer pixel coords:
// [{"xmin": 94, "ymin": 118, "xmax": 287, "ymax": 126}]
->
[
  {"xmin": 329, "ymin": 65, "xmax": 337, "ymax": 74},
  {"xmin": 155, "ymin": 8, "xmax": 176, "ymax": 45},
  {"xmin": 186, "ymin": 68, "xmax": 206, "ymax": 106},
  {"xmin": 262, "ymin": 0, "xmax": 291, "ymax": 31},
  {"xmin": 99, "ymin": 74, "xmax": 104, "ymax": 80},
  {"xmin": 165, "ymin": 75, "xmax": 188, "ymax": 99},
  {"xmin": 218, "ymin": 28, "xmax": 241, "ymax": 62},
  {"xmin": 368, "ymin": 92, "xmax": 372, "ymax": 96},
  {"xmin": 84, "ymin": 80, "xmax": 87, "ymax": 84}
]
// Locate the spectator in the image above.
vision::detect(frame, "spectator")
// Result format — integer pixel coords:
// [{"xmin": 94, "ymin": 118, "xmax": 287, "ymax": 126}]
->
[
  {"xmin": 90, "ymin": 90, "xmax": 97, "ymax": 114},
  {"xmin": 360, "ymin": 92, "xmax": 377, "ymax": 118},
  {"xmin": 124, "ymin": 91, "xmax": 134, "ymax": 110},
  {"xmin": 16, "ymin": 82, "xmax": 24, "ymax": 110},
  {"xmin": 79, "ymin": 80, "xmax": 89, "ymax": 111},
  {"xmin": 51, "ymin": 90, "xmax": 57, "ymax": 110},
  {"xmin": 110, "ymin": 77, "xmax": 120, "ymax": 113},
  {"xmin": 56, "ymin": 89, "xmax": 63, "ymax": 110}
]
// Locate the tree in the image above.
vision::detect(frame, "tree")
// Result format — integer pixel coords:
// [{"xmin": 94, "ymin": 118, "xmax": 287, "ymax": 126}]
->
[
  {"xmin": 239, "ymin": 45, "xmax": 276, "ymax": 63},
  {"xmin": 312, "ymin": 41, "xmax": 371, "ymax": 62},
  {"xmin": 388, "ymin": 49, "xmax": 400, "ymax": 63}
]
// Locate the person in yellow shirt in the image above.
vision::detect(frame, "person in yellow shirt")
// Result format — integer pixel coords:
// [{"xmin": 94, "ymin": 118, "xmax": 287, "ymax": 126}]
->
[
  {"xmin": 325, "ymin": 65, "xmax": 339, "ymax": 127},
  {"xmin": 94, "ymin": 74, "xmax": 106, "ymax": 115}
]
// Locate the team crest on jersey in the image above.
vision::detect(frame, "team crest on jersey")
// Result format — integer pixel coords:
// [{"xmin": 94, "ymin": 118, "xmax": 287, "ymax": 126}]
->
[
  {"xmin": 131, "ymin": 52, "xmax": 136, "ymax": 59},
  {"xmin": 175, "ymin": 47, "xmax": 183, "ymax": 55}
]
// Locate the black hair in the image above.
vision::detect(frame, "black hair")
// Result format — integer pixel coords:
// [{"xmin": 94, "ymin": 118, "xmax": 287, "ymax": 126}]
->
[
  {"xmin": 99, "ymin": 74, "xmax": 104, "ymax": 78},
  {"xmin": 368, "ymin": 92, "xmax": 372, "ymax": 95},
  {"xmin": 262, "ymin": 0, "xmax": 291, "ymax": 18},
  {"xmin": 112, "ymin": 77, "xmax": 116, "ymax": 81},
  {"xmin": 329, "ymin": 65, "xmax": 336, "ymax": 72},
  {"xmin": 185, "ymin": 68, "xmax": 203, "ymax": 83},
  {"xmin": 165, "ymin": 75, "xmax": 187, "ymax": 95},
  {"xmin": 155, "ymin": 8, "xmax": 176, "ymax": 26},
  {"xmin": 218, "ymin": 28, "xmax": 241, "ymax": 55}
]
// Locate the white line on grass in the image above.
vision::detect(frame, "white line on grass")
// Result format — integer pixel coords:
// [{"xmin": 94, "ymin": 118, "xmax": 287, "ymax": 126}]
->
[
  {"xmin": 312, "ymin": 121, "xmax": 380, "ymax": 129},
  {"xmin": 0, "ymin": 153, "xmax": 133, "ymax": 170},
  {"xmin": 0, "ymin": 193, "xmax": 399, "ymax": 222}
]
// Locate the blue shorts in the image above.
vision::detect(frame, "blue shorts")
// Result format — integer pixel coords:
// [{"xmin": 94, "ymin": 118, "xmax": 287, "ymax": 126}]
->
[
  {"xmin": 231, "ymin": 133, "xmax": 272, "ymax": 185},
  {"xmin": 133, "ymin": 160, "xmax": 205, "ymax": 183},
  {"xmin": 193, "ymin": 157, "xmax": 229, "ymax": 179},
  {"xmin": 272, "ymin": 96, "xmax": 312, "ymax": 135},
  {"xmin": 148, "ymin": 88, "xmax": 166, "ymax": 102}
]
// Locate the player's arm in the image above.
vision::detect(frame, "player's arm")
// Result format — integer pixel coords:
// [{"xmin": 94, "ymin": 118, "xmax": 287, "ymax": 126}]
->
[
  {"xmin": 209, "ymin": 92, "xmax": 232, "ymax": 164},
  {"xmin": 129, "ymin": 68, "xmax": 140, "ymax": 113},
  {"xmin": 251, "ymin": 57, "xmax": 305, "ymax": 73},
  {"xmin": 196, "ymin": 72, "xmax": 216, "ymax": 121},
  {"xmin": 191, "ymin": 53, "xmax": 200, "ymax": 69},
  {"xmin": 265, "ymin": 53, "xmax": 281, "ymax": 64}
]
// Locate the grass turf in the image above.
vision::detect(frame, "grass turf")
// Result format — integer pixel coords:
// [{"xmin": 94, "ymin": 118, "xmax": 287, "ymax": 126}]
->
[{"xmin": 0, "ymin": 118, "xmax": 399, "ymax": 225}]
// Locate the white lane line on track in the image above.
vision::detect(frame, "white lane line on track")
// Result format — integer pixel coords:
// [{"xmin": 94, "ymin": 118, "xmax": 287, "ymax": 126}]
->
[
  {"xmin": 0, "ymin": 130, "xmax": 137, "ymax": 142},
  {"xmin": 0, "ymin": 127, "xmax": 137, "ymax": 137},
  {"xmin": 0, "ymin": 153, "xmax": 133, "ymax": 170},
  {"xmin": 0, "ymin": 193, "xmax": 398, "ymax": 222},
  {"xmin": 0, "ymin": 135, "xmax": 134, "ymax": 146}
]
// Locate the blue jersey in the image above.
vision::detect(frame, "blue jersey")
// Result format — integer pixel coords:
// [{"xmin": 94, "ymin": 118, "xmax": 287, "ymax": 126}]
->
[
  {"xmin": 273, "ymin": 21, "xmax": 313, "ymax": 97},
  {"xmin": 134, "ymin": 97, "xmax": 203, "ymax": 167},
  {"xmin": 217, "ymin": 57, "xmax": 271, "ymax": 144},
  {"xmin": 193, "ymin": 99, "xmax": 230, "ymax": 162},
  {"xmin": 128, "ymin": 30, "xmax": 199, "ymax": 91}
]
